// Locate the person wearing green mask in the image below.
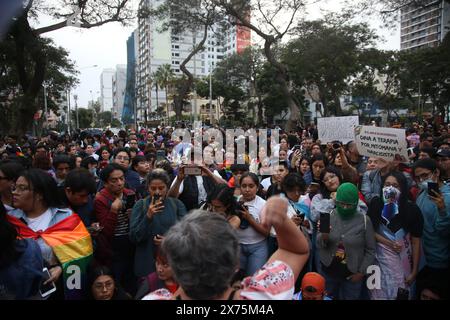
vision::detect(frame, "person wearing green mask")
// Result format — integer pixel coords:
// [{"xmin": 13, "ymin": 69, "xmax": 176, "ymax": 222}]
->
[{"xmin": 317, "ymin": 183, "xmax": 376, "ymax": 300}]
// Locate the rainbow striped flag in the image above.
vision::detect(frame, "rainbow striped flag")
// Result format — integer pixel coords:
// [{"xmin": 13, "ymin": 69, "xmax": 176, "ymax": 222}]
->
[{"xmin": 7, "ymin": 213, "xmax": 93, "ymax": 299}]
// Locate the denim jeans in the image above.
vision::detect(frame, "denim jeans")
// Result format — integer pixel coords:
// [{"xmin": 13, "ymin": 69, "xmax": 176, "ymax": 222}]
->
[
  {"xmin": 240, "ymin": 239, "xmax": 269, "ymax": 277},
  {"xmin": 323, "ymin": 271, "xmax": 364, "ymax": 300},
  {"xmin": 267, "ymin": 236, "xmax": 278, "ymax": 257}
]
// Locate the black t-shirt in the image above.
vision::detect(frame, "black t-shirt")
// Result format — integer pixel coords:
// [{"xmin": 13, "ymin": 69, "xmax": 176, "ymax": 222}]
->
[{"xmin": 367, "ymin": 196, "xmax": 424, "ymax": 237}]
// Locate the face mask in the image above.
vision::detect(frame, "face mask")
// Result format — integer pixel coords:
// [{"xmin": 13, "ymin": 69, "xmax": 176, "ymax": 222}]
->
[
  {"xmin": 382, "ymin": 186, "xmax": 401, "ymax": 204},
  {"xmin": 89, "ymin": 168, "xmax": 97, "ymax": 177},
  {"xmin": 336, "ymin": 203, "xmax": 357, "ymax": 219},
  {"xmin": 419, "ymin": 179, "xmax": 433, "ymax": 191}
]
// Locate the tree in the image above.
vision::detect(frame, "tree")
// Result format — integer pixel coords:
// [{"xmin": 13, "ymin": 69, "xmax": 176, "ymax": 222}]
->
[
  {"xmin": 98, "ymin": 111, "xmax": 113, "ymax": 127},
  {"xmin": 395, "ymin": 41, "xmax": 450, "ymax": 120},
  {"xmin": 284, "ymin": 15, "xmax": 378, "ymax": 116},
  {"xmin": 72, "ymin": 108, "xmax": 94, "ymax": 129},
  {"xmin": 154, "ymin": 64, "xmax": 175, "ymax": 123},
  {"xmin": 146, "ymin": 0, "xmax": 225, "ymax": 120},
  {"xmin": 195, "ymin": 47, "xmax": 266, "ymax": 124},
  {"xmin": 0, "ymin": 36, "xmax": 78, "ymax": 135},
  {"xmin": 214, "ymin": 0, "xmax": 310, "ymax": 131},
  {"xmin": 2, "ymin": 0, "xmax": 134, "ymax": 135}
]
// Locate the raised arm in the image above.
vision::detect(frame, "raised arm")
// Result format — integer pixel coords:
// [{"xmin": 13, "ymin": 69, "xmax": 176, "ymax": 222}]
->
[{"xmin": 262, "ymin": 197, "xmax": 310, "ymax": 280}]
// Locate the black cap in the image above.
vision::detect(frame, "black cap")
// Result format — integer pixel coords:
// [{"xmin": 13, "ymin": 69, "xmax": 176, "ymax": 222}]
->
[
  {"xmin": 230, "ymin": 163, "xmax": 249, "ymax": 173},
  {"xmin": 436, "ymin": 149, "xmax": 450, "ymax": 157}
]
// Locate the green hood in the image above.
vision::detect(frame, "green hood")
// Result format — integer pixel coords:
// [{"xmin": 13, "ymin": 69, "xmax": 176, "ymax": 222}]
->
[{"xmin": 335, "ymin": 183, "xmax": 359, "ymax": 219}]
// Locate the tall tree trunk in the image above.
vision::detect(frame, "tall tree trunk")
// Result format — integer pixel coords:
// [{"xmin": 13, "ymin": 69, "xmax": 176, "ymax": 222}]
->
[
  {"xmin": 263, "ymin": 40, "xmax": 299, "ymax": 132},
  {"xmin": 165, "ymin": 85, "xmax": 169, "ymax": 124},
  {"xmin": 257, "ymin": 94, "xmax": 264, "ymax": 126},
  {"xmin": 175, "ymin": 21, "xmax": 210, "ymax": 121},
  {"xmin": 10, "ymin": 13, "xmax": 47, "ymax": 136},
  {"xmin": 334, "ymin": 94, "xmax": 342, "ymax": 115}
]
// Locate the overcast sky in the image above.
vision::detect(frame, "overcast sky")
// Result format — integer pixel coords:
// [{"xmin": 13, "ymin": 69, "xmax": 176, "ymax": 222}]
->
[{"xmin": 38, "ymin": 0, "xmax": 400, "ymax": 109}]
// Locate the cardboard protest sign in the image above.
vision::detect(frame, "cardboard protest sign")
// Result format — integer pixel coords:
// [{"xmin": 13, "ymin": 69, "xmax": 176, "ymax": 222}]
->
[
  {"xmin": 354, "ymin": 125, "xmax": 408, "ymax": 162},
  {"xmin": 318, "ymin": 116, "xmax": 359, "ymax": 144}
]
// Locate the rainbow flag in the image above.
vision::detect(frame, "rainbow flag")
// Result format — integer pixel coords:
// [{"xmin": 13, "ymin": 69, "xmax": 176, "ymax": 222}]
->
[{"xmin": 7, "ymin": 214, "xmax": 93, "ymax": 300}]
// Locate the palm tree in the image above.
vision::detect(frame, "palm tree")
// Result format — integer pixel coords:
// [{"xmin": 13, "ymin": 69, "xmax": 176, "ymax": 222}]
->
[
  {"xmin": 155, "ymin": 64, "xmax": 175, "ymax": 125},
  {"xmin": 151, "ymin": 72, "xmax": 160, "ymax": 113}
]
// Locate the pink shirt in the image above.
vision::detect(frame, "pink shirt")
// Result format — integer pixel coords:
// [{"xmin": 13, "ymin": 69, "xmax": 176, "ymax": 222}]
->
[{"xmin": 142, "ymin": 260, "xmax": 295, "ymax": 300}]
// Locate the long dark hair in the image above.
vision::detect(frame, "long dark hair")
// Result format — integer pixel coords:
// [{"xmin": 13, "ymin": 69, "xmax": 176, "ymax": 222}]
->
[
  {"xmin": 20, "ymin": 169, "xmax": 62, "ymax": 208},
  {"xmin": 368, "ymin": 171, "xmax": 409, "ymax": 231},
  {"xmin": 319, "ymin": 166, "xmax": 343, "ymax": 199},
  {"xmin": 86, "ymin": 265, "xmax": 116, "ymax": 300},
  {"xmin": 207, "ymin": 184, "xmax": 238, "ymax": 218},
  {"xmin": 0, "ymin": 200, "xmax": 19, "ymax": 267}
]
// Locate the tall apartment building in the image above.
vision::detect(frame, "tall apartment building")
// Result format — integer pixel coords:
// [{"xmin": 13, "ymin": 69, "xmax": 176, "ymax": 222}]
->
[
  {"xmin": 136, "ymin": 0, "xmax": 251, "ymax": 119},
  {"xmin": 112, "ymin": 65, "xmax": 127, "ymax": 120},
  {"xmin": 400, "ymin": 0, "xmax": 450, "ymax": 50},
  {"xmin": 100, "ymin": 68, "xmax": 115, "ymax": 112}
]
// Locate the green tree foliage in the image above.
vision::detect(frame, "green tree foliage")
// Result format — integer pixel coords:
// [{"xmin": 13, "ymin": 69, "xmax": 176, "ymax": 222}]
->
[
  {"xmin": 284, "ymin": 15, "xmax": 378, "ymax": 117},
  {"xmin": 1, "ymin": 0, "xmax": 134, "ymax": 135},
  {"xmin": 0, "ymin": 37, "xmax": 78, "ymax": 135},
  {"xmin": 72, "ymin": 108, "xmax": 94, "ymax": 129},
  {"xmin": 154, "ymin": 64, "xmax": 175, "ymax": 122},
  {"xmin": 214, "ymin": 0, "xmax": 308, "ymax": 131},
  {"xmin": 395, "ymin": 38, "xmax": 450, "ymax": 119}
]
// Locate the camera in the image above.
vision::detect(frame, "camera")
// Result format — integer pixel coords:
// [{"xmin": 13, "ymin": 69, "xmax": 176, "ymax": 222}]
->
[{"xmin": 332, "ymin": 141, "xmax": 342, "ymax": 151}]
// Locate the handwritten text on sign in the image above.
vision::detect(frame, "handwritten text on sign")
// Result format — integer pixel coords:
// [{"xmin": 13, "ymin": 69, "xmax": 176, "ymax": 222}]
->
[
  {"xmin": 318, "ymin": 116, "xmax": 359, "ymax": 144},
  {"xmin": 354, "ymin": 126, "xmax": 408, "ymax": 161}
]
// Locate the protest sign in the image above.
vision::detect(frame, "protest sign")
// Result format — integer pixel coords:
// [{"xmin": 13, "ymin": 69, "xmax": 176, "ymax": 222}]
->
[
  {"xmin": 317, "ymin": 116, "xmax": 359, "ymax": 144},
  {"xmin": 354, "ymin": 125, "xmax": 408, "ymax": 161}
]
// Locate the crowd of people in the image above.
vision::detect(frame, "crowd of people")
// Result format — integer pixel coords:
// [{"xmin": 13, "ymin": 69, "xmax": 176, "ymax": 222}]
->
[{"xmin": 0, "ymin": 120, "xmax": 449, "ymax": 300}]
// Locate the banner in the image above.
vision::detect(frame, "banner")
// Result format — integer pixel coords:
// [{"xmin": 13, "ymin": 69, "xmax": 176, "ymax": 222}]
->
[
  {"xmin": 317, "ymin": 116, "xmax": 359, "ymax": 144},
  {"xmin": 354, "ymin": 125, "xmax": 408, "ymax": 161}
]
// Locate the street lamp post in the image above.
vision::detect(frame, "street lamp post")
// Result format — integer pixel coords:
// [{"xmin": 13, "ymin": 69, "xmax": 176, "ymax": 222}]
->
[
  {"xmin": 209, "ymin": 62, "xmax": 213, "ymax": 125},
  {"xmin": 67, "ymin": 88, "xmax": 71, "ymax": 135},
  {"xmin": 74, "ymin": 94, "xmax": 79, "ymax": 130},
  {"xmin": 42, "ymin": 82, "xmax": 49, "ymax": 129}
]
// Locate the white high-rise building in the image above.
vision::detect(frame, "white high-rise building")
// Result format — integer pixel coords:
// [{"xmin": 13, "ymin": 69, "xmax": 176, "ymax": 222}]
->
[
  {"xmin": 136, "ymin": 0, "xmax": 251, "ymax": 118},
  {"xmin": 400, "ymin": 0, "xmax": 450, "ymax": 50},
  {"xmin": 112, "ymin": 64, "xmax": 127, "ymax": 120},
  {"xmin": 100, "ymin": 69, "xmax": 115, "ymax": 112}
]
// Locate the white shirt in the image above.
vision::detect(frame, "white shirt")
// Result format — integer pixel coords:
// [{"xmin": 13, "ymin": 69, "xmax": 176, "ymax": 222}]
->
[
  {"xmin": 235, "ymin": 196, "xmax": 267, "ymax": 245},
  {"xmin": 25, "ymin": 208, "xmax": 52, "ymax": 232}
]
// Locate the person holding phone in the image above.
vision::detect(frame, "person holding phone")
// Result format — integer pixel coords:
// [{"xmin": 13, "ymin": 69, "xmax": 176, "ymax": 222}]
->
[
  {"xmin": 317, "ymin": 183, "xmax": 376, "ymax": 300},
  {"xmin": 95, "ymin": 164, "xmax": 136, "ymax": 295},
  {"xmin": 236, "ymin": 173, "xmax": 270, "ymax": 277},
  {"xmin": 413, "ymin": 159, "xmax": 450, "ymax": 298},
  {"xmin": 367, "ymin": 171, "xmax": 423, "ymax": 300},
  {"xmin": 168, "ymin": 162, "xmax": 227, "ymax": 211},
  {"xmin": 130, "ymin": 169, "xmax": 187, "ymax": 279},
  {"xmin": 8, "ymin": 169, "xmax": 92, "ymax": 300}
]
